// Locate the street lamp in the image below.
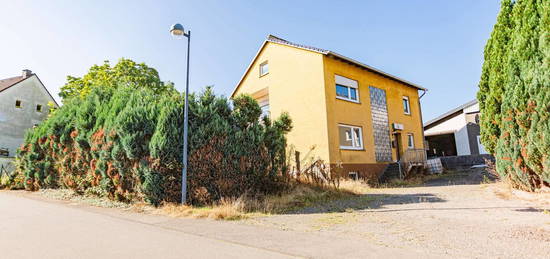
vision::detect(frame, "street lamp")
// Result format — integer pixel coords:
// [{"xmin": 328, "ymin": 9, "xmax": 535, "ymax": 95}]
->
[{"xmin": 170, "ymin": 23, "xmax": 191, "ymax": 205}]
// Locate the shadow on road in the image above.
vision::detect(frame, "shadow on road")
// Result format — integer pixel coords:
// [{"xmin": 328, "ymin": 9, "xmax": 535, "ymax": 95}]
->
[
  {"xmin": 419, "ymin": 168, "xmax": 497, "ymax": 187},
  {"xmin": 288, "ymin": 192, "xmax": 447, "ymax": 215}
]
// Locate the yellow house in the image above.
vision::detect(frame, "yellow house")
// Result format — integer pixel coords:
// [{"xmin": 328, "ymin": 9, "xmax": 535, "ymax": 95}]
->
[{"xmin": 231, "ymin": 35, "xmax": 427, "ymax": 180}]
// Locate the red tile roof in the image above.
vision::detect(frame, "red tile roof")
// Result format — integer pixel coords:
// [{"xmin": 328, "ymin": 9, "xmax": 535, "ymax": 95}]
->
[{"xmin": 0, "ymin": 75, "xmax": 26, "ymax": 92}]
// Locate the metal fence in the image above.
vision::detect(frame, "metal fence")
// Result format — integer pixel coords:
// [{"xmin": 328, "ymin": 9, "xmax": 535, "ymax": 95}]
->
[{"xmin": 0, "ymin": 158, "xmax": 15, "ymax": 177}]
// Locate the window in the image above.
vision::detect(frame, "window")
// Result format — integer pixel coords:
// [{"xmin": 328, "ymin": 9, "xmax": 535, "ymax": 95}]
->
[
  {"xmin": 339, "ymin": 124, "xmax": 363, "ymax": 150},
  {"xmin": 15, "ymin": 100, "xmax": 22, "ymax": 108},
  {"xmin": 403, "ymin": 96, "xmax": 410, "ymax": 115},
  {"xmin": 36, "ymin": 104, "xmax": 42, "ymax": 112},
  {"xmin": 407, "ymin": 134, "xmax": 414, "ymax": 149},
  {"xmin": 348, "ymin": 172, "xmax": 359, "ymax": 181},
  {"xmin": 260, "ymin": 104, "xmax": 270, "ymax": 118},
  {"xmin": 335, "ymin": 75, "xmax": 359, "ymax": 102},
  {"xmin": 259, "ymin": 61, "xmax": 268, "ymax": 76}
]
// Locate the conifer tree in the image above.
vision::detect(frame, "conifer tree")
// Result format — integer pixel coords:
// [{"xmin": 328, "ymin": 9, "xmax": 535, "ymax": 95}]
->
[{"xmin": 478, "ymin": 0, "xmax": 549, "ymax": 190}]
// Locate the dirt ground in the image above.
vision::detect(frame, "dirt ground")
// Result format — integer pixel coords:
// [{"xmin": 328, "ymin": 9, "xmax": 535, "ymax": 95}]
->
[{"xmin": 242, "ymin": 168, "xmax": 550, "ymax": 258}]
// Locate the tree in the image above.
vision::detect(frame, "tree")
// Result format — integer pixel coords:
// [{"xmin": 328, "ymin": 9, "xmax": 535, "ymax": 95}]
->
[
  {"xmin": 59, "ymin": 58, "xmax": 175, "ymax": 100},
  {"xmin": 478, "ymin": 0, "xmax": 549, "ymax": 190}
]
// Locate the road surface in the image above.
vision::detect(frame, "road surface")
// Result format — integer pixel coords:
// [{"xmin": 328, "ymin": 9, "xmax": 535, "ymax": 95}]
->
[{"xmin": 0, "ymin": 191, "xmax": 415, "ymax": 259}]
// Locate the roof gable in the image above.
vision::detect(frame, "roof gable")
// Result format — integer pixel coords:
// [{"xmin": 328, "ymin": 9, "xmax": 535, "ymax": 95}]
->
[
  {"xmin": 232, "ymin": 35, "xmax": 425, "ymax": 97},
  {"xmin": 0, "ymin": 74, "xmax": 59, "ymax": 107}
]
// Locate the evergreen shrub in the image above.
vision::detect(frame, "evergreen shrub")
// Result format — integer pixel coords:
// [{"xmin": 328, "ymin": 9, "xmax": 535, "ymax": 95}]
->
[{"xmin": 15, "ymin": 86, "xmax": 292, "ymax": 205}]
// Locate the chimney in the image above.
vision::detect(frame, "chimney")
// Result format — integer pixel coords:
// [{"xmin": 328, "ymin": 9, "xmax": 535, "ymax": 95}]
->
[{"xmin": 22, "ymin": 69, "xmax": 32, "ymax": 78}]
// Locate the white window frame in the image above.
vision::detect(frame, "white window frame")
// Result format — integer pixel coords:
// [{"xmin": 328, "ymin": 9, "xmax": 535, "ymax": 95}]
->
[
  {"xmin": 407, "ymin": 133, "xmax": 414, "ymax": 149},
  {"xmin": 348, "ymin": 171, "xmax": 359, "ymax": 181},
  {"xmin": 259, "ymin": 61, "xmax": 268, "ymax": 77},
  {"xmin": 339, "ymin": 124, "xmax": 364, "ymax": 150},
  {"xmin": 335, "ymin": 75, "xmax": 359, "ymax": 103},
  {"xmin": 403, "ymin": 96, "xmax": 411, "ymax": 115}
]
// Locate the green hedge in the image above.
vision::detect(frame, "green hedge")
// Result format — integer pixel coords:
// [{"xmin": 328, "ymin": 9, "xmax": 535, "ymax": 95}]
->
[
  {"xmin": 16, "ymin": 86, "xmax": 292, "ymax": 205},
  {"xmin": 477, "ymin": 0, "xmax": 549, "ymax": 190}
]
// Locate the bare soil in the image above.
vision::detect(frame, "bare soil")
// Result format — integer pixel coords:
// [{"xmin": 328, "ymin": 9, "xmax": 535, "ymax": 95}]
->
[{"xmin": 242, "ymin": 168, "xmax": 550, "ymax": 258}]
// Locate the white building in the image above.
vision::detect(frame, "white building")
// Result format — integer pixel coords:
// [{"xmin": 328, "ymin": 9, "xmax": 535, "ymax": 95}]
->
[
  {"xmin": 424, "ymin": 100, "xmax": 488, "ymax": 157},
  {"xmin": 0, "ymin": 70, "xmax": 58, "ymax": 157}
]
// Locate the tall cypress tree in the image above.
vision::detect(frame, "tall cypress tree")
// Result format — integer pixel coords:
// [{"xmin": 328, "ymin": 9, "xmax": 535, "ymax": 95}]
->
[
  {"xmin": 479, "ymin": 0, "xmax": 549, "ymax": 190},
  {"xmin": 478, "ymin": 0, "xmax": 513, "ymax": 154}
]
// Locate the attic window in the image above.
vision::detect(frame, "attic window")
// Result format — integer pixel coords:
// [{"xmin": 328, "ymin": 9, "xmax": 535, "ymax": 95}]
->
[
  {"xmin": 259, "ymin": 61, "xmax": 269, "ymax": 77},
  {"xmin": 15, "ymin": 100, "xmax": 22, "ymax": 108},
  {"xmin": 36, "ymin": 104, "xmax": 43, "ymax": 112}
]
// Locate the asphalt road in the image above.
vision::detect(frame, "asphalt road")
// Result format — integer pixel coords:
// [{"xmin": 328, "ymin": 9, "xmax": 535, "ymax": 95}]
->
[{"xmin": 0, "ymin": 192, "xmax": 298, "ymax": 259}]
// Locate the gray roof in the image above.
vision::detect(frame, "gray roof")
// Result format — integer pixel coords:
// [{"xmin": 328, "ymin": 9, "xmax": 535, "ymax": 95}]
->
[
  {"xmin": 232, "ymin": 35, "xmax": 426, "ymax": 96},
  {"xmin": 424, "ymin": 99, "xmax": 478, "ymax": 129}
]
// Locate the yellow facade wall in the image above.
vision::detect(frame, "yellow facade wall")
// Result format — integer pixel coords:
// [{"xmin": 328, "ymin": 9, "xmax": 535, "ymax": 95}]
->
[
  {"xmin": 233, "ymin": 43, "xmax": 331, "ymax": 162},
  {"xmin": 234, "ymin": 41, "xmax": 425, "ymax": 168},
  {"xmin": 322, "ymin": 56, "xmax": 424, "ymax": 164}
]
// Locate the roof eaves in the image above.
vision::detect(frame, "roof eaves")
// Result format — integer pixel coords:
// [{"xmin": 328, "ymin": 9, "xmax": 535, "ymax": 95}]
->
[
  {"xmin": 326, "ymin": 51, "xmax": 426, "ymax": 91},
  {"xmin": 423, "ymin": 99, "xmax": 478, "ymax": 128},
  {"xmin": 231, "ymin": 40, "xmax": 269, "ymax": 98},
  {"xmin": 0, "ymin": 76, "xmax": 26, "ymax": 93}
]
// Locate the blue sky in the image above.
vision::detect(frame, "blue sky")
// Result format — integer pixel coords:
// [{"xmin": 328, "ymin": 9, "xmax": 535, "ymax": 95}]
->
[{"xmin": 0, "ymin": 0, "xmax": 500, "ymax": 121}]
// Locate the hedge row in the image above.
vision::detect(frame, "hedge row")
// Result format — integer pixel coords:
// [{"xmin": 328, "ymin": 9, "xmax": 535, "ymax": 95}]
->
[{"xmin": 16, "ymin": 86, "xmax": 292, "ymax": 205}]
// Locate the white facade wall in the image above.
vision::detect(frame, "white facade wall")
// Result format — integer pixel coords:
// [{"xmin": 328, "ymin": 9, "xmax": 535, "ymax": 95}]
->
[
  {"xmin": 454, "ymin": 125, "xmax": 471, "ymax": 156},
  {"xmin": 0, "ymin": 76, "xmax": 55, "ymax": 157},
  {"xmin": 425, "ymin": 113, "xmax": 466, "ymax": 136}
]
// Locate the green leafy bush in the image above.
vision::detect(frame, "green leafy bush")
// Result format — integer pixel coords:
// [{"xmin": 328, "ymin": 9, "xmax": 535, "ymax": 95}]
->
[
  {"xmin": 477, "ymin": 0, "xmax": 549, "ymax": 190},
  {"xmin": 14, "ymin": 86, "xmax": 292, "ymax": 205}
]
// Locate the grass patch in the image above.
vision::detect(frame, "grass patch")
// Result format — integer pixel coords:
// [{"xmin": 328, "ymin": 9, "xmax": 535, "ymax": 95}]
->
[
  {"xmin": 377, "ymin": 174, "xmax": 442, "ymax": 188},
  {"xmin": 39, "ymin": 189, "xmax": 131, "ymax": 209},
  {"xmin": 152, "ymin": 180, "xmax": 370, "ymax": 220},
  {"xmin": 31, "ymin": 179, "xmax": 373, "ymax": 221}
]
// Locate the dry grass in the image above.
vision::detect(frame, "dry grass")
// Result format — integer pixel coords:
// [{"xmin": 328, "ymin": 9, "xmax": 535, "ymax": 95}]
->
[
  {"xmin": 154, "ymin": 198, "xmax": 247, "ymax": 220},
  {"xmin": 31, "ymin": 179, "xmax": 373, "ymax": 221},
  {"xmin": 151, "ymin": 179, "xmax": 371, "ymax": 220}
]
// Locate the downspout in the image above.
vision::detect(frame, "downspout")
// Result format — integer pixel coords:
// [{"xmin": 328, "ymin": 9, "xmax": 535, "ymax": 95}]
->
[{"xmin": 418, "ymin": 89, "xmax": 427, "ymax": 160}]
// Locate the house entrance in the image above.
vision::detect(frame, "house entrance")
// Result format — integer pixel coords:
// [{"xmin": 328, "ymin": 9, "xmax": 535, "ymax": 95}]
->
[{"xmin": 393, "ymin": 132, "xmax": 401, "ymax": 161}]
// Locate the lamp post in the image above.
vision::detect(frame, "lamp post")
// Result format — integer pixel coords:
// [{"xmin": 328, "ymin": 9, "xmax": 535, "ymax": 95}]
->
[{"xmin": 170, "ymin": 23, "xmax": 190, "ymax": 205}]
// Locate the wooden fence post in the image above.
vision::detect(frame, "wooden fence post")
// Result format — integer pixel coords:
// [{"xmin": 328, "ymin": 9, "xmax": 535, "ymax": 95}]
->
[{"xmin": 295, "ymin": 151, "xmax": 300, "ymax": 181}]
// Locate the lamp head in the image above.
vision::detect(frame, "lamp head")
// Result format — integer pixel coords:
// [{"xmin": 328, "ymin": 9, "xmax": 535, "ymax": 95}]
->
[{"xmin": 170, "ymin": 23, "xmax": 185, "ymax": 38}]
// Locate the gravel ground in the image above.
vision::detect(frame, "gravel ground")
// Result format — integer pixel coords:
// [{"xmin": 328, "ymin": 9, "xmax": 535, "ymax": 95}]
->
[{"xmin": 243, "ymin": 168, "xmax": 550, "ymax": 258}]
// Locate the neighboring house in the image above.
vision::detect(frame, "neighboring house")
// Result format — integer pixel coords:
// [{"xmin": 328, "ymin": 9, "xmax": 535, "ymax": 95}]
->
[
  {"xmin": 0, "ymin": 70, "xmax": 58, "ymax": 157},
  {"xmin": 424, "ymin": 99, "xmax": 488, "ymax": 157},
  {"xmin": 232, "ymin": 35, "xmax": 426, "ymax": 179}
]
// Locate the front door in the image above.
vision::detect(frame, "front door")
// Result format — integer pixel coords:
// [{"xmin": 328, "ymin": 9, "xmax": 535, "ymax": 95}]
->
[{"xmin": 394, "ymin": 133, "xmax": 401, "ymax": 161}]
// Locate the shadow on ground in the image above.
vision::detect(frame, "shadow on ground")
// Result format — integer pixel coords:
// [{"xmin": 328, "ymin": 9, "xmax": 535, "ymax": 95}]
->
[
  {"xmin": 289, "ymin": 193, "xmax": 446, "ymax": 215},
  {"xmin": 422, "ymin": 167, "xmax": 497, "ymax": 187}
]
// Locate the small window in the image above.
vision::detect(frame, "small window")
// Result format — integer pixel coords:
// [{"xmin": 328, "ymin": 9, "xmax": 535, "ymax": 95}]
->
[
  {"xmin": 36, "ymin": 104, "xmax": 42, "ymax": 112},
  {"xmin": 348, "ymin": 172, "xmax": 359, "ymax": 181},
  {"xmin": 339, "ymin": 124, "xmax": 363, "ymax": 150},
  {"xmin": 403, "ymin": 96, "xmax": 410, "ymax": 115},
  {"xmin": 407, "ymin": 134, "xmax": 414, "ymax": 149},
  {"xmin": 259, "ymin": 61, "xmax": 268, "ymax": 76},
  {"xmin": 335, "ymin": 75, "xmax": 359, "ymax": 102},
  {"xmin": 260, "ymin": 103, "xmax": 270, "ymax": 118},
  {"xmin": 15, "ymin": 100, "xmax": 22, "ymax": 108}
]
